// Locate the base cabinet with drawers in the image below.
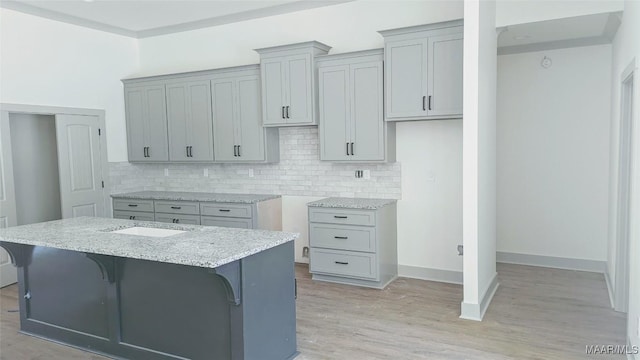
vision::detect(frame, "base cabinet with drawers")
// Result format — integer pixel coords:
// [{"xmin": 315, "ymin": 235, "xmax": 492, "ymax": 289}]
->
[
  {"xmin": 111, "ymin": 193, "xmax": 282, "ymax": 230},
  {"xmin": 307, "ymin": 200, "xmax": 397, "ymax": 289}
]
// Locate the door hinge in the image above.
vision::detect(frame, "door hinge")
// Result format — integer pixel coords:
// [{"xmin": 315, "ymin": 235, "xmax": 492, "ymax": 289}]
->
[
  {"xmin": 98, "ymin": 128, "xmax": 101, "ymax": 136},
  {"xmin": 101, "ymin": 181, "xmax": 105, "ymax": 188}
]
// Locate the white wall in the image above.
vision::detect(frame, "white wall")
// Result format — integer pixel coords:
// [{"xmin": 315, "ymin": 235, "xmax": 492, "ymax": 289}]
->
[
  {"xmin": 609, "ymin": 0, "xmax": 640, "ymax": 353},
  {"xmin": 497, "ymin": 45, "xmax": 612, "ymax": 262},
  {"xmin": 495, "ymin": 0, "xmax": 624, "ymax": 27},
  {"xmin": 0, "ymin": 8, "xmax": 139, "ymax": 162},
  {"xmin": 134, "ymin": 0, "xmax": 466, "ymax": 276},
  {"xmin": 461, "ymin": 0, "xmax": 498, "ymax": 321},
  {"xmin": 9, "ymin": 114, "xmax": 62, "ymax": 225}
]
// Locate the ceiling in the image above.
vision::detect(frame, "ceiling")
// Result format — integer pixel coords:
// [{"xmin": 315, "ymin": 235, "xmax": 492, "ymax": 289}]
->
[
  {"xmin": 1, "ymin": 0, "xmax": 351, "ymax": 38},
  {"xmin": 498, "ymin": 12, "xmax": 622, "ymax": 55}
]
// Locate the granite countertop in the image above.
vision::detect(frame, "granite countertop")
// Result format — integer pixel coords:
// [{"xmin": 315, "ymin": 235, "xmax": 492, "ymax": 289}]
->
[
  {"xmin": 0, "ymin": 217, "xmax": 298, "ymax": 269},
  {"xmin": 111, "ymin": 191, "xmax": 280, "ymax": 204},
  {"xmin": 307, "ymin": 197, "xmax": 397, "ymax": 210}
]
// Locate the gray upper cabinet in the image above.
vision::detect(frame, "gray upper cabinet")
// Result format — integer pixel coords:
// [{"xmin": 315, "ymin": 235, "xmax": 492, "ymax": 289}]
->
[
  {"xmin": 124, "ymin": 84, "xmax": 169, "ymax": 162},
  {"xmin": 379, "ymin": 20, "xmax": 463, "ymax": 121},
  {"xmin": 211, "ymin": 67, "xmax": 279, "ymax": 162},
  {"xmin": 317, "ymin": 50, "xmax": 395, "ymax": 162},
  {"xmin": 255, "ymin": 41, "xmax": 331, "ymax": 127},
  {"xmin": 166, "ymin": 80, "xmax": 214, "ymax": 162}
]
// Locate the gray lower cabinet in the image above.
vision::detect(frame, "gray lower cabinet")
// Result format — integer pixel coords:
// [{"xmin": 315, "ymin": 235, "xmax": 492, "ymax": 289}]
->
[
  {"xmin": 211, "ymin": 69, "xmax": 278, "ymax": 162},
  {"xmin": 113, "ymin": 199, "xmax": 155, "ymax": 220},
  {"xmin": 379, "ymin": 20, "xmax": 463, "ymax": 121},
  {"xmin": 124, "ymin": 83, "xmax": 169, "ymax": 162},
  {"xmin": 112, "ymin": 196, "xmax": 282, "ymax": 230},
  {"xmin": 308, "ymin": 204, "xmax": 397, "ymax": 289},
  {"xmin": 255, "ymin": 41, "xmax": 331, "ymax": 127},
  {"xmin": 317, "ymin": 50, "xmax": 395, "ymax": 162},
  {"xmin": 166, "ymin": 80, "xmax": 214, "ymax": 162}
]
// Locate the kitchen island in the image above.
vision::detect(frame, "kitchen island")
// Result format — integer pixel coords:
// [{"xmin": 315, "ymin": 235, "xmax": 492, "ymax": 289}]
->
[{"xmin": 0, "ymin": 217, "xmax": 299, "ymax": 360}]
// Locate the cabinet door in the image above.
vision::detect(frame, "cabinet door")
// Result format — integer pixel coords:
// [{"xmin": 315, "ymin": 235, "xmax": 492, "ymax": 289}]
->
[
  {"xmin": 211, "ymin": 78, "xmax": 238, "ymax": 161},
  {"xmin": 350, "ymin": 61, "xmax": 385, "ymax": 161},
  {"xmin": 427, "ymin": 33, "xmax": 463, "ymax": 117},
  {"xmin": 145, "ymin": 86, "xmax": 170, "ymax": 161},
  {"xmin": 187, "ymin": 82, "xmax": 214, "ymax": 161},
  {"xmin": 285, "ymin": 54, "xmax": 314, "ymax": 125},
  {"xmin": 261, "ymin": 59, "xmax": 286, "ymax": 125},
  {"xmin": 167, "ymin": 81, "xmax": 213, "ymax": 162},
  {"xmin": 236, "ymin": 75, "xmax": 265, "ymax": 161},
  {"xmin": 385, "ymin": 39, "xmax": 427, "ymax": 119},
  {"xmin": 124, "ymin": 87, "xmax": 147, "ymax": 161},
  {"xmin": 318, "ymin": 65, "xmax": 350, "ymax": 161}
]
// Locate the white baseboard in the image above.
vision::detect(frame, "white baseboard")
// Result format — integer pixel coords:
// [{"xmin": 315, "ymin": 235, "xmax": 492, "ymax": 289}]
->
[
  {"xmin": 460, "ymin": 272, "xmax": 499, "ymax": 321},
  {"xmin": 398, "ymin": 265, "xmax": 463, "ymax": 285},
  {"xmin": 497, "ymin": 251, "xmax": 607, "ymax": 273},
  {"xmin": 605, "ymin": 270, "xmax": 615, "ymax": 309}
]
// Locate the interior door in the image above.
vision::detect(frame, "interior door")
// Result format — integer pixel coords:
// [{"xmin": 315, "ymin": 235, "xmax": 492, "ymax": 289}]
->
[
  {"xmin": 236, "ymin": 75, "xmax": 265, "ymax": 161},
  {"xmin": 318, "ymin": 64, "xmax": 351, "ymax": 161},
  {"xmin": 211, "ymin": 78, "xmax": 238, "ymax": 161},
  {"xmin": 0, "ymin": 111, "xmax": 18, "ymax": 287},
  {"xmin": 350, "ymin": 61, "xmax": 385, "ymax": 161},
  {"xmin": 55, "ymin": 114, "xmax": 105, "ymax": 218},
  {"xmin": 427, "ymin": 33, "xmax": 463, "ymax": 117}
]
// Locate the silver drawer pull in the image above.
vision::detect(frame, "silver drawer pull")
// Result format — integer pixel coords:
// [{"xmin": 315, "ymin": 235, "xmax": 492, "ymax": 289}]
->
[
  {"xmin": 170, "ymin": 206, "xmax": 181, "ymax": 209},
  {"xmin": 334, "ymin": 236, "xmax": 348, "ymax": 239},
  {"xmin": 128, "ymin": 204, "xmax": 138, "ymax": 207},
  {"xmin": 334, "ymin": 261, "xmax": 349, "ymax": 265},
  {"xmin": 334, "ymin": 216, "xmax": 348, "ymax": 219},
  {"xmin": 219, "ymin": 209, "xmax": 231, "ymax": 212}
]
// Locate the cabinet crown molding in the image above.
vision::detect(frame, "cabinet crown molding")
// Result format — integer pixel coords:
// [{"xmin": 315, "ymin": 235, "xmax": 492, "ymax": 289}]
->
[
  {"xmin": 378, "ymin": 19, "xmax": 463, "ymax": 38},
  {"xmin": 254, "ymin": 40, "xmax": 332, "ymax": 55}
]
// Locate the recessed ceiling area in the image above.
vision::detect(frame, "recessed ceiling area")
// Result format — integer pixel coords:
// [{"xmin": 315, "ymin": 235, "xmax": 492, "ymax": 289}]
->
[
  {"xmin": 498, "ymin": 12, "xmax": 621, "ymax": 55},
  {"xmin": 0, "ymin": 0, "xmax": 351, "ymax": 38}
]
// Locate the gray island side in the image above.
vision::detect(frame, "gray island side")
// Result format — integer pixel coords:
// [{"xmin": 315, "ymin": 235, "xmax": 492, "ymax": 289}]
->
[{"xmin": 0, "ymin": 217, "xmax": 299, "ymax": 360}]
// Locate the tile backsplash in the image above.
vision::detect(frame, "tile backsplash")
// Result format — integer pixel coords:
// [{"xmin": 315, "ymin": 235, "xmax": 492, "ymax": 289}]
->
[{"xmin": 109, "ymin": 127, "xmax": 402, "ymax": 199}]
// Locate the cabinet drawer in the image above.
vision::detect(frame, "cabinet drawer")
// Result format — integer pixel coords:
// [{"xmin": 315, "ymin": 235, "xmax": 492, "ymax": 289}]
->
[
  {"xmin": 310, "ymin": 224, "xmax": 376, "ymax": 253},
  {"xmin": 154, "ymin": 201, "xmax": 200, "ymax": 215},
  {"xmin": 201, "ymin": 216, "xmax": 252, "ymax": 229},
  {"xmin": 308, "ymin": 208, "xmax": 375, "ymax": 226},
  {"xmin": 113, "ymin": 210, "xmax": 155, "ymax": 221},
  {"xmin": 310, "ymin": 248, "xmax": 377, "ymax": 280},
  {"xmin": 154, "ymin": 214, "xmax": 200, "ymax": 225},
  {"xmin": 200, "ymin": 203, "xmax": 252, "ymax": 218},
  {"xmin": 113, "ymin": 199, "xmax": 154, "ymax": 212}
]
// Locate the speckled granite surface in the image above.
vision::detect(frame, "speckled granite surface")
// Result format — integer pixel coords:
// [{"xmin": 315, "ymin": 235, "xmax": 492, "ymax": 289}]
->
[
  {"xmin": 0, "ymin": 217, "xmax": 297, "ymax": 269},
  {"xmin": 307, "ymin": 197, "xmax": 397, "ymax": 210},
  {"xmin": 111, "ymin": 191, "xmax": 280, "ymax": 204}
]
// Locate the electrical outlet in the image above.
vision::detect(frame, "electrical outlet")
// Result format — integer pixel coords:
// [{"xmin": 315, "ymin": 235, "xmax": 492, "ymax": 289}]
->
[
  {"xmin": 203, "ymin": 168, "xmax": 209, "ymax": 177},
  {"xmin": 248, "ymin": 169, "xmax": 254, "ymax": 178},
  {"xmin": 302, "ymin": 246, "xmax": 309, "ymax": 258},
  {"xmin": 363, "ymin": 170, "xmax": 371, "ymax": 179},
  {"xmin": 457, "ymin": 245, "xmax": 464, "ymax": 256},
  {"xmin": 164, "ymin": 168, "xmax": 169, "ymax": 176}
]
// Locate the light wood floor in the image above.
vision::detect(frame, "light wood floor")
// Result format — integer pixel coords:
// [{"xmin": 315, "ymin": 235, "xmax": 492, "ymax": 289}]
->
[{"xmin": 0, "ymin": 263, "xmax": 626, "ymax": 359}]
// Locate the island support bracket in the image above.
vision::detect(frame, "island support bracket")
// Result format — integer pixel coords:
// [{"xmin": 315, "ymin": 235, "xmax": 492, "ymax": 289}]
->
[
  {"xmin": 0, "ymin": 242, "xmax": 34, "ymax": 267},
  {"xmin": 85, "ymin": 253, "xmax": 117, "ymax": 284},
  {"xmin": 210, "ymin": 260, "xmax": 242, "ymax": 305}
]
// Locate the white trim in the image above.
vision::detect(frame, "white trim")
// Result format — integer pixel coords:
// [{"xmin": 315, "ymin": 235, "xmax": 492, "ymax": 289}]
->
[
  {"xmin": 460, "ymin": 272, "xmax": 499, "ymax": 321},
  {"xmin": 0, "ymin": 0, "xmax": 354, "ymax": 39},
  {"xmin": 497, "ymin": 251, "xmax": 607, "ymax": 273},
  {"xmin": 498, "ymin": 36, "xmax": 611, "ymax": 56},
  {"xmin": 398, "ymin": 265, "xmax": 463, "ymax": 285},
  {"xmin": 605, "ymin": 270, "xmax": 615, "ymax": 309}
]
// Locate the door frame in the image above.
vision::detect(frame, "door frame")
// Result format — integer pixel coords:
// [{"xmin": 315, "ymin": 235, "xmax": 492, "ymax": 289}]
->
[
  {"xmin": 613, "ymin": 60, "xmax": 636, "ymax": 312},
  {"xmin": 0, "ymin": 103, "xmax": 111, "ymax": 217}
]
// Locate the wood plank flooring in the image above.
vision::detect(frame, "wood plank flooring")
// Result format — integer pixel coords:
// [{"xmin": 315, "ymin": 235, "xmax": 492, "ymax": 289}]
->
[{"xmin": 0, "ymin": 263, "xmax": 626, "ymax": 359}]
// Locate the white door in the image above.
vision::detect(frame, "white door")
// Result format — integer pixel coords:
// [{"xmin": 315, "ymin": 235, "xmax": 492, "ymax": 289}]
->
[
  {"xmin": 55, "ymin": 114, "xmax": 105, "ymax": 218},
  {"xmin": 0, "ymin": 111, "xmax": 18, "ymax": 287}
]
